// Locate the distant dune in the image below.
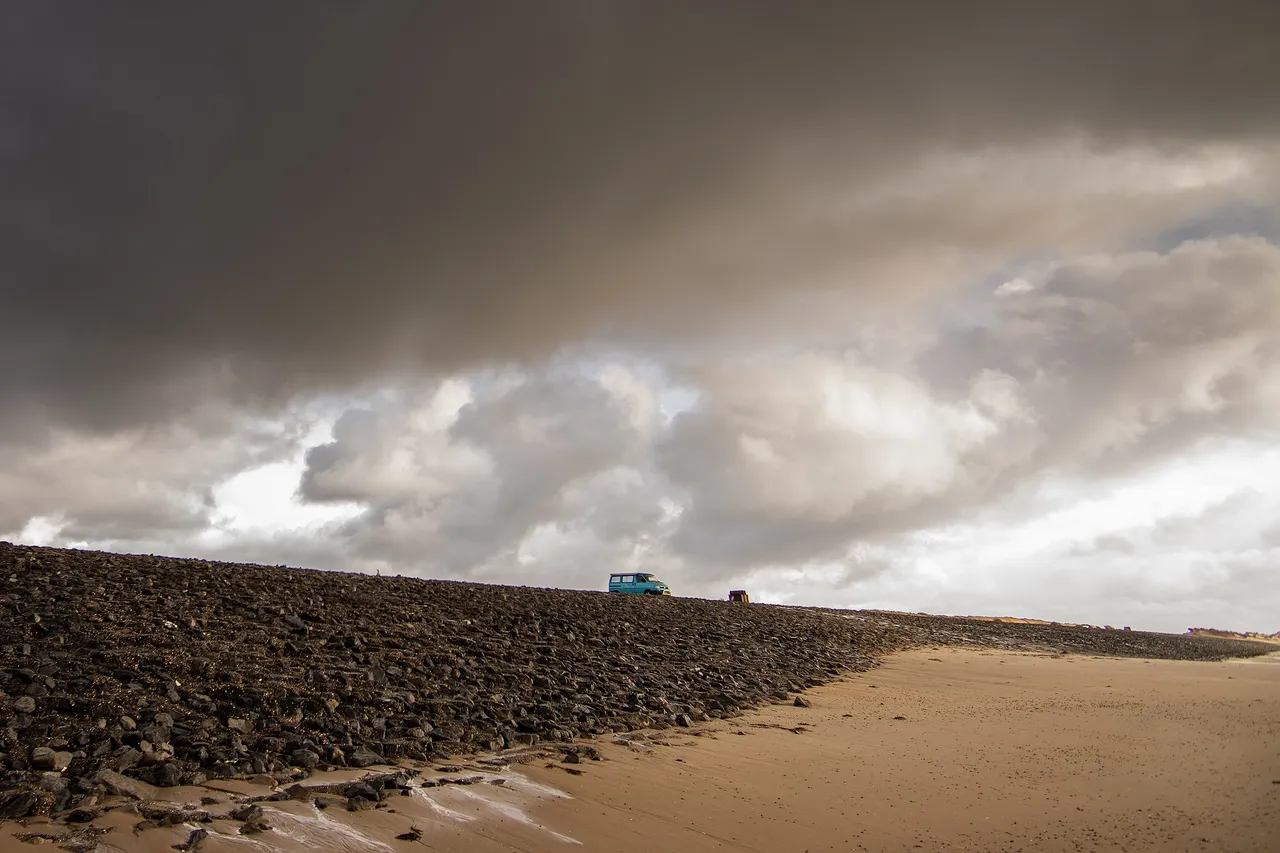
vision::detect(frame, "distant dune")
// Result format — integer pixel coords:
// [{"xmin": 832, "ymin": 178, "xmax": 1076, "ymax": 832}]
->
[{"xmin": 1188, "ymin": 627, "xmax": 1280, "ymax": 643}]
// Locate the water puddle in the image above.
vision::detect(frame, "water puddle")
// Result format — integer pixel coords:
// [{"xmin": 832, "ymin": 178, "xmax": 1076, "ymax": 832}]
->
[
  {"xmin": 497, "ymin": 773, "xmax": 574, "ymax": 800},
  {"xmin": 414, "ymin": 788, "xmax": 478, "ymax": 823},
  {"xmin": 213, "ymin": 805, "xmax": 396, "ymax": 853},
  {"xmin": 413, "ymin": 770, "xmax": 581, "ymax": 844},
  {"xmin": 267, "ymin": 806, "xmax": 397, "ymax": 853},
  {"xmin": 442, "ymin": 786, "xmax": 582, "ymax": 845},
  {"xmin": 194, "ymin": 768, "xmax": 580, "ymax": 851}
]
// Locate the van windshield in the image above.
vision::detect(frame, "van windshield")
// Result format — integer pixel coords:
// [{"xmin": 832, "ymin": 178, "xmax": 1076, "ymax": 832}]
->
[{"xmin": 637, "ymin": 574, "xmax": 659, "ymax": 583}]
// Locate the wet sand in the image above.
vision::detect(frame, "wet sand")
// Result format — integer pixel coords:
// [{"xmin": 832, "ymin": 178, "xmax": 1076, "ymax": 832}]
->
[
  {"xmin": 4, "ymin": 648, "xmax": 1277, "ymax": 852},
  {"xmin": 527, "ymin": 648, "xmax": 1280, "ymax": 852}
]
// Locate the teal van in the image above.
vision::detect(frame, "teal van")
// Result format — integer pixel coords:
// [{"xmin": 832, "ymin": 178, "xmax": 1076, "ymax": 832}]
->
[{"xmin": 608, "ymin": 572, "xmax": 671, "ymax": 596}]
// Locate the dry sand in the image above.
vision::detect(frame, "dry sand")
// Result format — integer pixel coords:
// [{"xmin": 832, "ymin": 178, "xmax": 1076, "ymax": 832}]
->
[{"xmin": 4, "ymin": 648, "xmax": 1277, "ymax": 853}]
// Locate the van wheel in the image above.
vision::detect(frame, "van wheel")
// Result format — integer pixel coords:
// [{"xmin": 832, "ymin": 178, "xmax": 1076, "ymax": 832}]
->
[{"xmin": 645, "ymin": 589, "xmax": 659, "ymax": 596}]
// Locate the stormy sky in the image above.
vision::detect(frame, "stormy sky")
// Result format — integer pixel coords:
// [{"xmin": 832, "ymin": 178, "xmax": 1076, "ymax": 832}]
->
[{"xmin": 4, "ymin": 1, "xmax": 1279, "ymax": 632}]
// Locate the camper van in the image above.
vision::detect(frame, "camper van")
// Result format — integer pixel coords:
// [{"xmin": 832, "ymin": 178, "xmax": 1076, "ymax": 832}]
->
[{"xmin": 607, "ymin": 572, "xmax": 671, "ymax": 596}]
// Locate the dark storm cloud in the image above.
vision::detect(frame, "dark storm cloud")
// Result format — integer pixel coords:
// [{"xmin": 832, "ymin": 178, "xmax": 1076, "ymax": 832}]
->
[{"xmin": 4, "ymin": 0, "xmax": 1280, "ymax": 431}]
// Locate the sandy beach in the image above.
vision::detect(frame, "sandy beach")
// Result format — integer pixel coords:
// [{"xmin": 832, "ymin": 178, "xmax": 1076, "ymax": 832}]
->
[
  {"xmin": 4, "ymin": 647, "xmax": 1276, "ymax": 853},
  {"xmin": 526, "ymin": 648, "xmax": 1280, "ymax": 852}
]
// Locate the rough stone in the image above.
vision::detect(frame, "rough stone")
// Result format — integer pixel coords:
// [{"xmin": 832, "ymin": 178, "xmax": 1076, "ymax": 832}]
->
[
  {"xmin": 29, "ymin": 747, "xmax": 58, "ymax": 771},
  {"xmin": 179, "ymin": 828, "xmax": 209, "ymax": 852},
  {"xmin": 284, "ymin": 783, "xmax": 311, "ymax": 801},
  {"xmin": 0, "ymin": 792, "xmax": 40, "ymax": 819},
  {"xmin": 230, "ymin": 803, "xmax": 264, "ymax": 823},
  {"xmin": 139, "ymin": 761, "xmax": 183, "ymax": 787},
  {"xmin": 347, "ymin": 745, "xmax": 382, "ymax": 768},
  {"xmin": 95, "ymin": 770, "xmax": 153, "ymax": 800},
  {"xmin": 288, "ymin": 749, "xmax": 320, "ymax": 770},
  {"xmin": 344, "ymin": 782, "xmax": 379, "ymax": 802}
]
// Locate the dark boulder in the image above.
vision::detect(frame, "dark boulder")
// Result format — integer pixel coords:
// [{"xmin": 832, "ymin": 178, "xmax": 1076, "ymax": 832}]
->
[
  {"xmin": 0, "ymin": 791, "xmax": 40, "ymax": 819},
  {"xmin": 139, "ymin": 761, "xmax": 183, "ymax": 787},
  {"xmin": 288, "ymin": 748, "xmax": 320, "ymax": 770}
]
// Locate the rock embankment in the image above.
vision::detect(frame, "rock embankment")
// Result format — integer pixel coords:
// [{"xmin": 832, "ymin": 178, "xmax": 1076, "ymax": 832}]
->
[
  {"xmin": 848, "ymin": 610, "xmax": 1277, "ymax": 660},
  {"xmin": 1188, "ymin": 626, "xmax": 1280, "ymax": 643},
  {"xmin": 1, "ymin": 542, "xmax": 1273, "ymax": 821},
  {"xmin": 0, "ymin": 543, "xmax": 907, "ymax": 819}
]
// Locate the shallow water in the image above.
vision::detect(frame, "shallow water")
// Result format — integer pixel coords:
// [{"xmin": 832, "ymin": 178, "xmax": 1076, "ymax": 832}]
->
[
  {"xmin": 219, "ymin": 806, "xmax": 397, "ymax": 853},
  {"xmin": 189, "ymin": 767, "xmax": 581, "ymax": 852},
  {"xmin": 434, "ymin": 785, "xmax": 582, "ymax": 845}
]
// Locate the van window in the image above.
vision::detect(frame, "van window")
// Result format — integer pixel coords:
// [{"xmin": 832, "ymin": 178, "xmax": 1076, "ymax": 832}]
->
[{"xmin": 621, "ymin": 575, "xmax": 635, "ymax": 584}]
